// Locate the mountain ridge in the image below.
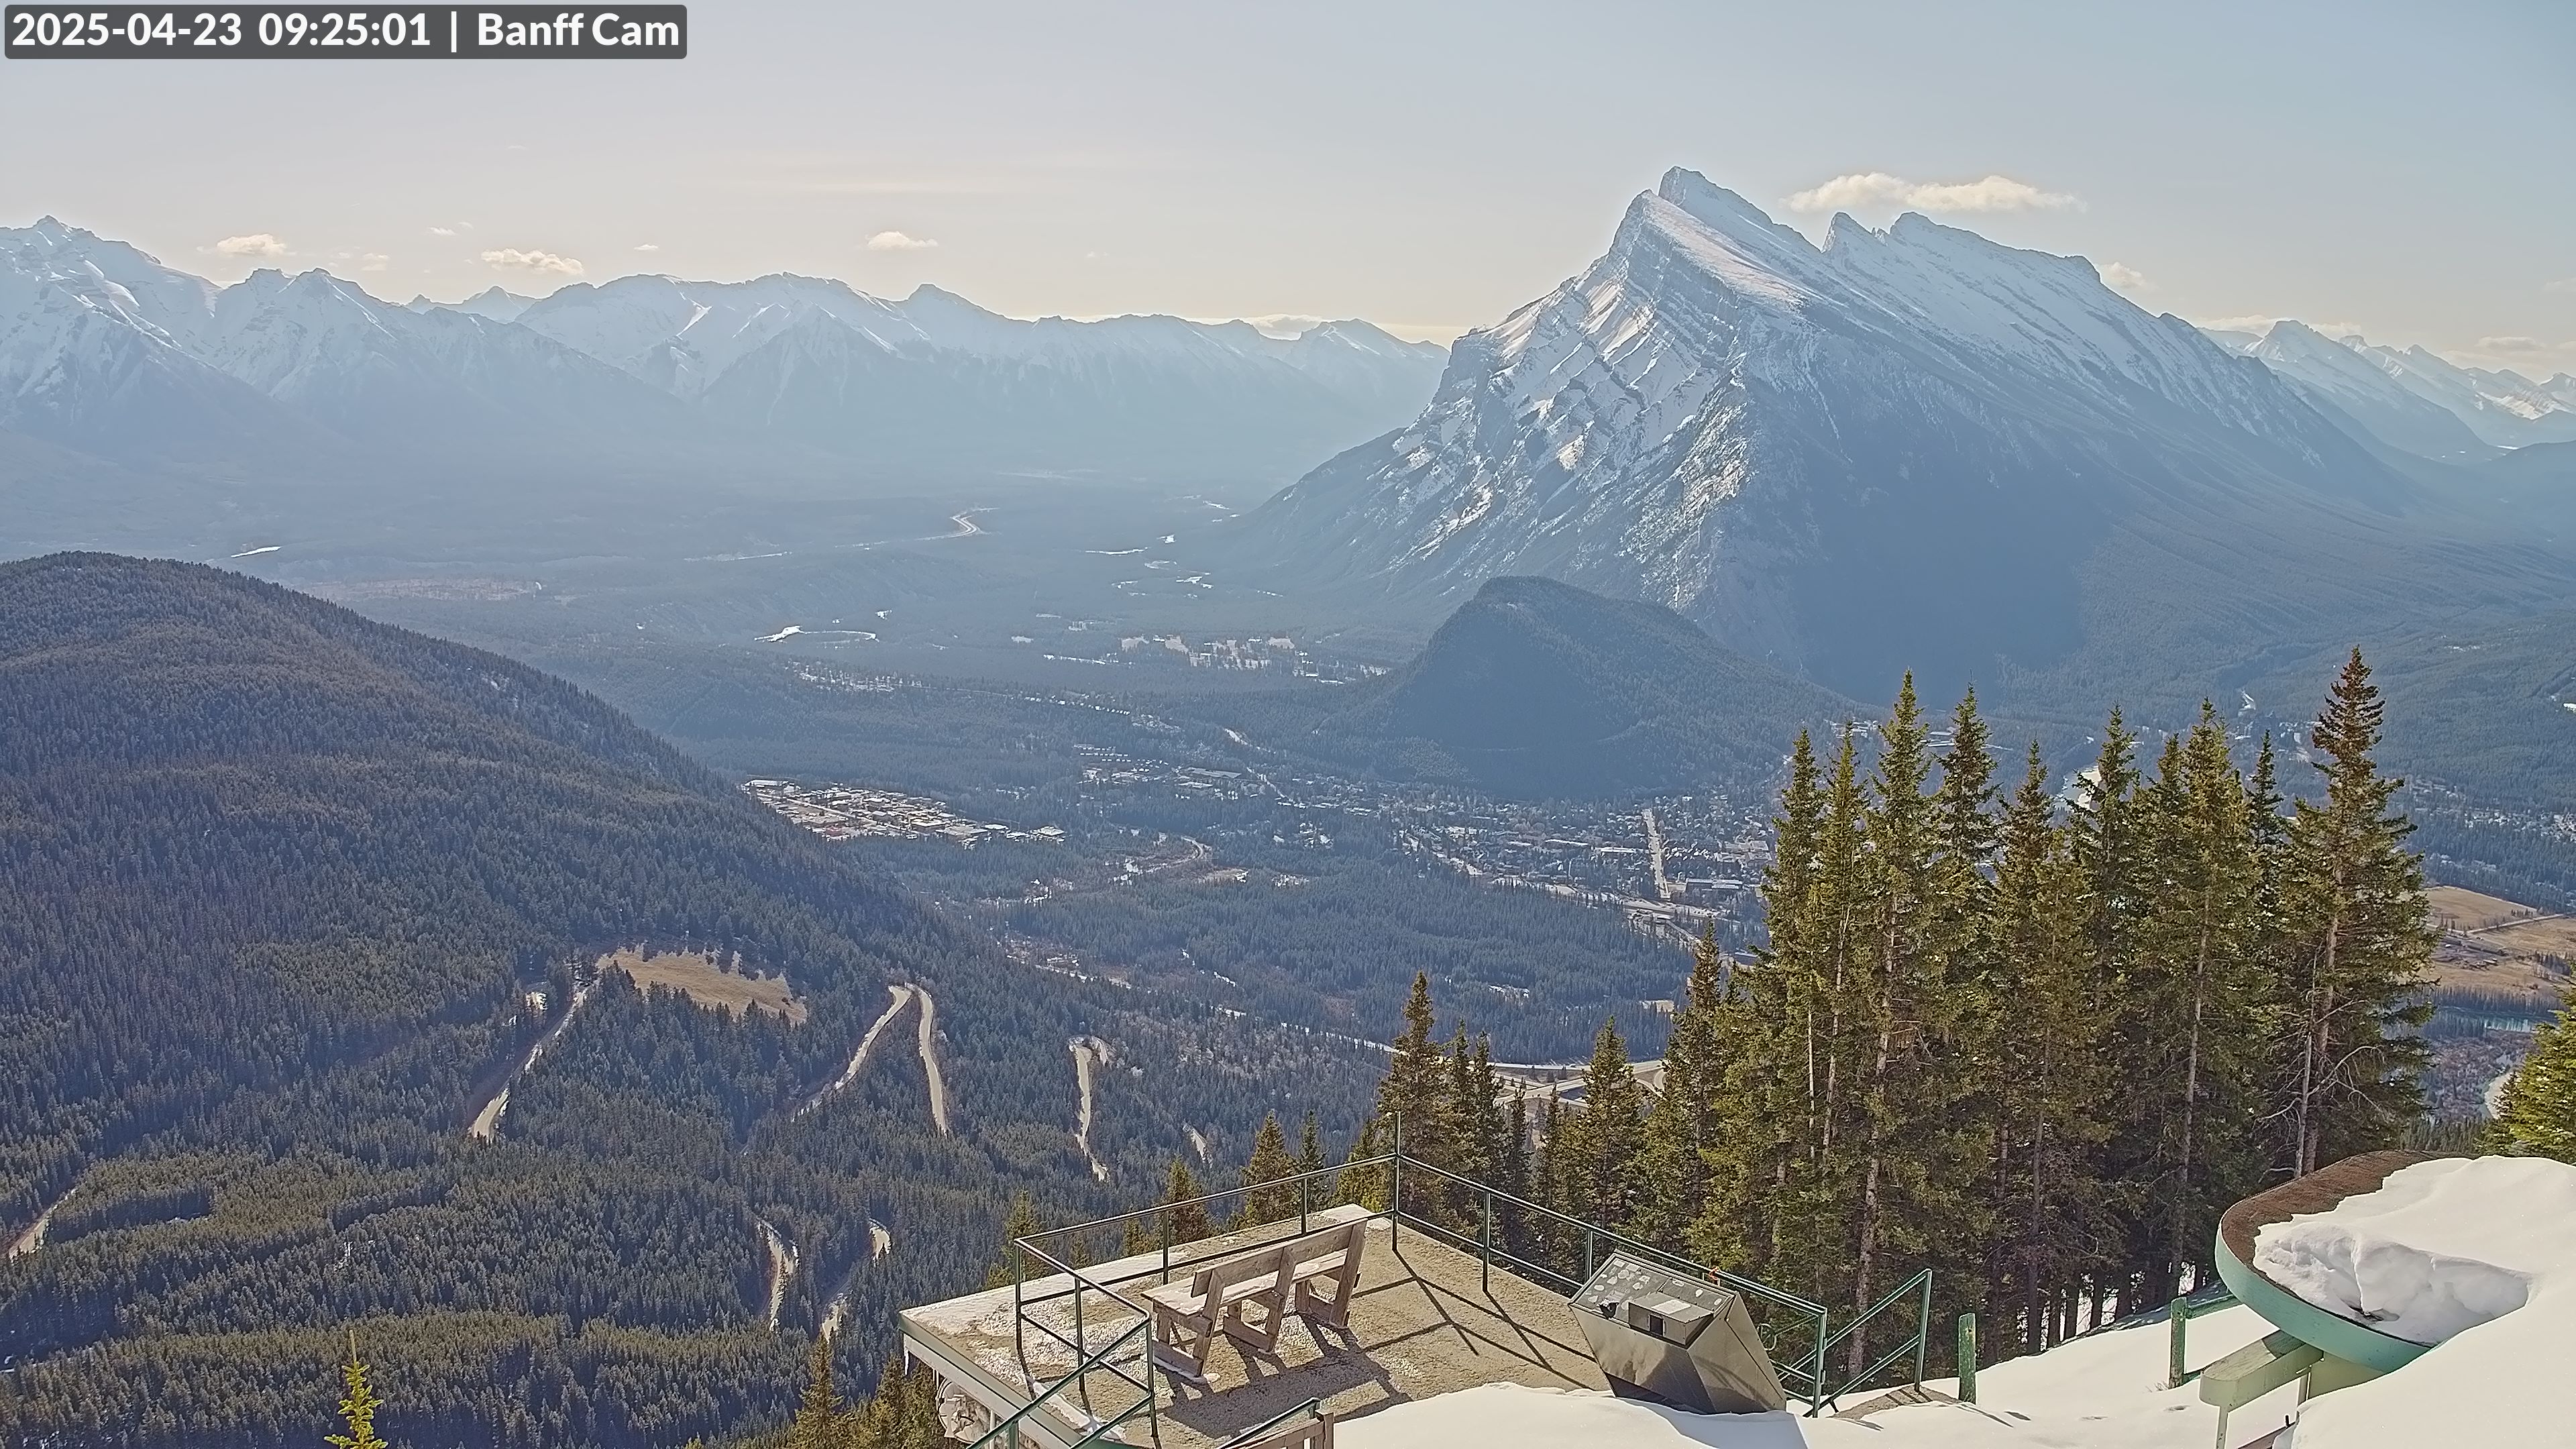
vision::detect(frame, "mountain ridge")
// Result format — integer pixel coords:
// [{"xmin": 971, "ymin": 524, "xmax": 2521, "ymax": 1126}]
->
[{"xmin": 0, "ymin": 219, "xmax": 1446, "ymax": 484}]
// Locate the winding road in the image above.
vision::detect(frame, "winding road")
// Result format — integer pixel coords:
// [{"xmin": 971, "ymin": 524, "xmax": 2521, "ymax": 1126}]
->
[
  {"xmin": 796, "ymin": 984, "xmax": 917, "ymax": 1120},
  {"xmin": 7, "ymin": 1186, "xmax": 74, "ymax": 1260},
  {"xmin": 468, "ymin": 981, "xmax": 597, "ymax": 1140}
]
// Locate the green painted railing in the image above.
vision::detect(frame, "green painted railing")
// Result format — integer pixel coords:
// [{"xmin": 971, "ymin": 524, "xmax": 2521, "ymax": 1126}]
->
[
  {"xmin": 961, "ymin": 1318, "xmax": 1157, "ymax": 1449},
  {"xmin": 994, "ymin": 1114, "xmax": 1936, "ymax": 1440}
]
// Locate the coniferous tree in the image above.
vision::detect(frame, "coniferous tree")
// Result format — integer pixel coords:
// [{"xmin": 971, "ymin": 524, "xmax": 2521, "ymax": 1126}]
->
[
  {"xmin": 325, "ymin": 1335, "xmax": 390, "ymax": 1449},
  {"xmin": 1160, "ymin": 1158, "xmax": 1212, "ymax": 1245},
  {"xmin": 786, "ymin": 1336, "xmax": 851, "ymax": 1449},
  {"xmin": 1375, "ymin": 973, "xmax": 1452, "ymax": 1171},
  {"xmin": 1297, "ymin": 1110, "xmax": 1327, "ymax": 1180},
  {"xmin": 2483, "ymin": 1004, "xmax": 2576, "ymax": 1162},
  {"xmin": 2277, "ymin": 651, "xmax": 2434, "ymax": 1176},
  {"xmin": 1984, "ymin": 741, "xmax": 2112, "ymax": 1353},
  {"xmin": 1238, "ymin": 1112, "xmax": 1301, "ymax": 1226},
  {"xmin": 1501, "ymin": 1091, "xmax": 1533, "ymax": 1250},
  {"xmin": 1334, "ymin": 1116, "xmax": 1387, "ymax": 1211},
  {"xmin": 1638, "ymin": 928, "xmax": 1729, "ymax": 1248},
  {"xmin": 2124, "ymin": 705, "xmax": 2267, "ymax": 1301},
  {"xmin": 981, "ymin": 1193, "xmax": 1042, "ymax": 1290},
  {"xmin": 1843, "ymin": 677, "xmax": 1986, "ymax": 1371},
  {"xmin": 1562, "ymin": 1020, "xmax": 1646, "ymax": 1231},
  {"xmin": 1695, "ymin": 732, "xmax": 1826, "ymax": 1287},
  {"xmin": 856, "ymin": 1355, "xmax": 946, "ymax": 1449}
]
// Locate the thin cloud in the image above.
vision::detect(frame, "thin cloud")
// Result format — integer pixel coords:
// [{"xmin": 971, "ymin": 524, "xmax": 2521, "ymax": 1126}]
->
[
  {"xmin": 865, "ymin": 230, "xmax": 939, "ymax": 252},
  {"xmin": 2546, "ymin": 278, "xmax": 2576, "ymax": 295},
  {"xmin": 215, "ymin": 233, "xmax": 286, "ymax": 258},
  {"xmin": 2479, "ymin": 335, "xmax": 2553, "ymax": 354},
  {"xmin": 1787, "ymin": 172, "xmax": 2079, "ymax": 215},
  {"xmin": 2099, "ymin": 262, "xmax": 2153, "ymax": 293},
  {"xmin": 360, "ymin": 253, "xmax": 390, "ymax": 272},
  {"xmin": 634, "ymin": 243, "xmax": 660, "ymax": 252},
  {"xmin": 478, "ymin": 248, "xmax": 585, "ymax": 277},
  {"xmin": 429, "ymin": 226, "xmax": 457, "ymax": 237}
]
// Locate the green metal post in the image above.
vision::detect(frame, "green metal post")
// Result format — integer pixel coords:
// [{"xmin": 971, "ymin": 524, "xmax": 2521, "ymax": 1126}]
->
[
  {"xmin": 1391, "ymin": 1103, "xmax": 1411, "ymax": 1242},
  {"xmin": 2167, "ymin": 1293, "xmax": 2187, "ymax": 1387},
  {"xmin": 1956, "ymin": 1313, "xmax": 1977, "ymax": 1405},
  {"xmin": 1481, "ymin": 1191, "xmax": 1493, "ymax": 1295},
  {"xmin": 1915, "ymin": 1273, "xmax": 1932, "ymax": 1388}
]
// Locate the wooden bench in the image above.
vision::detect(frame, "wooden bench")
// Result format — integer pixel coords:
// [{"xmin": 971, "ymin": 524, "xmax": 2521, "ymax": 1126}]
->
[
  {"xmin": 1146, "ymin": 1212, "xmax": 1373, "ymax": 1384},
  {"xmin": 1285, "ymin": 1217, "xmax": 1367, "ymax": 1332},
  {"xmin": 1148, "ymin": 1243, "xmax": 1295, "ymax": 1383}
]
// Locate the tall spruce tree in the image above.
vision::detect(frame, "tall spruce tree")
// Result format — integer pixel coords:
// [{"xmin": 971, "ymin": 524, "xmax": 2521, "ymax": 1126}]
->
[
  {"xmin": 982, "ymin": 1192, "xmax": 1042, "ymax": 1290},
  {"xmin": 1239, "ymin": 1111, "xmax": 1301, "ymax": 1225},
  {"xmin": 1376, "ymin": 973, "xmax": 1453, "ymax": 1169},
  {"xmin": 2125, "ymin": 705, "xmax": 2268, "ymax": 1301},
  {"xmin": 2483, "ymin": 1004, "xmax": 2576, "ymax": 1162},
  {"xmin": 1562, "ymin": 1020, "xmax": 1647, "ymax": 1230},
  {"xmin": 325, "ymin": 1334, "xmax": 390, "ymax": 1449},
  {"xmin": 1984, "ymin": 741, "xmax": 2113, "ymax": 1352},
  {"xmin": 1160, "ymin": 1157, "xmax": 1212, "ymax": 1244},
  {"xmin": 786, "ymin": 1336, "xmax": 853, "ymax": 1449},
  {"xmin": 2278, "ymin": 651, "xmax": 2434, "ymax": 1175},
  {"xmin": 1844, "ymin": 678, "xmax": 1986, "ymax": 1370},
  {"xmin": 1635, "ymin": 930, "xmax": 1729, "ymax": 1246}
]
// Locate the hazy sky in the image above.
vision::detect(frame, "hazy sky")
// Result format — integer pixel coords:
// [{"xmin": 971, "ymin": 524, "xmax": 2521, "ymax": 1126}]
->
[{"xmin": 5, "ymin": 0, "xmax": 2570, "ymax": 368}]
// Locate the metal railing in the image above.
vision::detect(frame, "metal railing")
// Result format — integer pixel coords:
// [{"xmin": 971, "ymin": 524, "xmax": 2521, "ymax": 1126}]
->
[
  {"xmin": 962, "ymin": 1317, "xmax": 1157, "ymax": 1449},
  {"xmin": 983, "ymin": 1117, "xmax": 1938, "ymax": 1444}
]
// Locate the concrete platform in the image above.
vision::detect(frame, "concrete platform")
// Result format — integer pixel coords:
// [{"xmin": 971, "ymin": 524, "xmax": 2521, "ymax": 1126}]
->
[{"xmin": 902, "ymin": 1212, "xmax": 1606, "ymax": 1448}]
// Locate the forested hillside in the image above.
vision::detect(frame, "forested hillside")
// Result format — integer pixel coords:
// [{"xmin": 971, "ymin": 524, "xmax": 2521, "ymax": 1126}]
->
[
  {"xmin": 1302, "ymin": 576, "xmax": 1860, "ymax": 799},
  {"xmin": 0, "ymin": 555, "xmax": 1375, "ymax": 1449}
]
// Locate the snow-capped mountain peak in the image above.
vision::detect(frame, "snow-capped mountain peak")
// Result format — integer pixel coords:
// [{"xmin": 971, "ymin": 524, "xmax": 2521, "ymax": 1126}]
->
[{"xmin": 1240, "ymin": 167, "xmax": 2413, "ymax": 700}]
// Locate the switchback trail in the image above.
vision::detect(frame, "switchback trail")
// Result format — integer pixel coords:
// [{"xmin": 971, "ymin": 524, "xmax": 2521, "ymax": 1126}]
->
[
  {"xmin": 795, "ymin": 983, "xmax": 917, "ymax": 1120},
  {"xmin": 468, "ymin": 980, "xmax": 597, "ymax": 1140}
]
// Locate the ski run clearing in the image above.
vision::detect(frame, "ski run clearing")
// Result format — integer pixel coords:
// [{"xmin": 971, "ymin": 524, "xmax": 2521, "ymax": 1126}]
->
[{"xmin": 600, "ymin": 947, "xmax": 805, "ymax": 1023}]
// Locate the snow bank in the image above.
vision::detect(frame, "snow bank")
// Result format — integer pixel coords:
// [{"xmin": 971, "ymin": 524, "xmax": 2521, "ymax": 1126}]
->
[
  {"xmin": 2257, "ymin": 1155, "xmax": 2576, "ymax": 1449},
  {"xmin": 2254, "ymin": 1159, "xmax": 2541, "ymax": 1344},
  {"xmin": 1337, "ymin": 1304, "xmax": 2300, "ymax": 1449}
]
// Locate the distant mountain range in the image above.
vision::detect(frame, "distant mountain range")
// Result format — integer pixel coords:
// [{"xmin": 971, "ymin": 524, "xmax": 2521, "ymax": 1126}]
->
[
  {"xmin": 0, "ymin": 217, "xmax": 1445, "ymax": 482},
  {"xmin": 2202, "ymin": 320, "xmax": 2576, "ymax": 458},
  {"xmin": 1234, "ymin": 168, "xmax": 2571, "ymax": 710}
]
